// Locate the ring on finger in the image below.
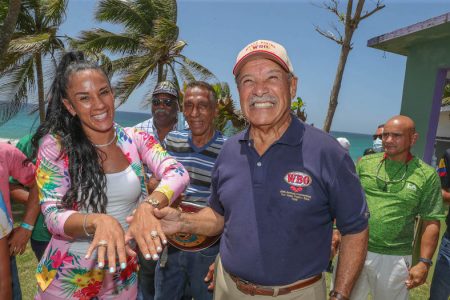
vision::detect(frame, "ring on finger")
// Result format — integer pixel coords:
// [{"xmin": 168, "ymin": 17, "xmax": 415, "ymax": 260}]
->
[
  {"xmin": 98, "ymin": 239, "xmax": 108, "ymax": 247},
  {"xmin": 150, "ymin": 230, "xmax": 158, "ymax": 239}
]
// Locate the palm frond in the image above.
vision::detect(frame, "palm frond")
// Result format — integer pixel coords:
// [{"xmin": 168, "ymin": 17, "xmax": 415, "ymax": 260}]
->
[
  {"xmin": 175, "ymin": 61, "xmax": 196, "ymax": 83},
  {"xmin": 42, "ymin": 0, "xmax": 68, "ymax": 27},
  {"xmin": 152, "ymin": 17, "xmax": 178, "ymax": 43},
  {"xmin": 110, "ymin": 55, "xmax": 141, "ymax": 73},
  {"xmin": 74, "ymin": 28, "xmax": 140, "ymax": 54},
  {"xmin": 0, "ymin": 0, "xmax": 9, "ymax": 21},
  {"xmin": 114, "ymin": 57, "xmax": 158, "ymax": 104},
  {"xmin": 15, "ymin": 3, "xmax": 37, "ymax": 33},
  {"xmin": 0, "ymin": 51, "xmax": 24, "ymax": 73},
  {"xmin": 178, "ymin": 55, "xmax": 217, "ymax": 82},
  {"xmin": 96, "ymin": 0, "xmax": 152, "ymax": 35},
  {"xmin": 8, "ymin": 32, "xmax": 53, "ymax": 54},
  {"xmin": 0, "ymin": 55, "xmax": 35, "ymax": 125},
  {"xmin": 152, "ymin": 0, "xmax": 177, "ymax": 23}
]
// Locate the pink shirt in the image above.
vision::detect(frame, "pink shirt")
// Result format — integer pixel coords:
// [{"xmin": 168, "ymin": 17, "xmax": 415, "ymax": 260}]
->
[{"xmin": 0, "ymin": 142, "xmax": 35, "ymax": 218}]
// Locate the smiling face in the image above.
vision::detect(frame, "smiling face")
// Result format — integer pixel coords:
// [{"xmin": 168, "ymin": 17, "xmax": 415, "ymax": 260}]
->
[
  {"xmin": 236, "ymin": 57, "xmax": 297, "ymax": 131},
  {"xmin": 62, "ymin": 69, "xmax": 115, "ymax": 139},
  {"xmin": 183, "ymin": 86, "xmax": 216, "ymax": 143},
  {"xmin": 151, "ymin": 92, "xmax": 179, "ymax": 129}
]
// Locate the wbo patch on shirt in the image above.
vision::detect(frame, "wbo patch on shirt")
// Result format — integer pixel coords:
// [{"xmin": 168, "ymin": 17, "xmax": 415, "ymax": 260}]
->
[{"xmin": 280, "ymin": 171, "xmax": 313, "ymax": 202}]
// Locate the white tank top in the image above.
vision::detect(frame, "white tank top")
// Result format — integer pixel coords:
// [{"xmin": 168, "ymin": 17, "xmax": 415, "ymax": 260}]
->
[{"xmin": 69, "ymin": 165, "xmax": 141, "ymax": 257}]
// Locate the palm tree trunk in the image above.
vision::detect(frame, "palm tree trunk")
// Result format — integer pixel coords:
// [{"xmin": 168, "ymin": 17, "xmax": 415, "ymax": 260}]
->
[
  {"xmin": 0, "ymin": 0, "xmax": 22, "ymax": 65},
  {"xmin": 157, "ymin": 62, "xmax": 164, "ymax": 83},
  {"xmin": 35, "ymin": 52, "xmax": 45, "ymax": 123}
]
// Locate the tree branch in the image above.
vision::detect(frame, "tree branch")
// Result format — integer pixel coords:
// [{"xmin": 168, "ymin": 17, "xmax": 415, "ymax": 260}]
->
[
  {"xmin": 323, "ymin": 0, "xmax": 341, "ymax": 19},
  {"xmin": 360, "ymin": 1, "xmax": 385, "ymax": 21},
  {"xmin": 315, "ymin": 26, "xmax": 343, "ymax": 45}
]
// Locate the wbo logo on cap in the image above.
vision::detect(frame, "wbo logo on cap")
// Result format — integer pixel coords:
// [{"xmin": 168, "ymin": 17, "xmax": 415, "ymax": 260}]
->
[{"xmin": 233, "ymin": 39, "xmax": 294, "ymax": 76}]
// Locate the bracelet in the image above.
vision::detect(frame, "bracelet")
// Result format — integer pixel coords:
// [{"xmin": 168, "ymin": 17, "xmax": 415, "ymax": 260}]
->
[
  {"xmin": 20, "ymin": 222, "xmax": 34, "ymax": 231},
  {"xmin": 83, "ymin": 214, "xmax": 93, "ymax": 237},
  {"xmin": 419, "ymin": 257, "xmax": 433, "ymax": 267},
  {"xmin": 329, "ymin": 290, "xmax": 349, "ymax": 300},
  {"xmin": 332, "ymin": 224, "xmax": 337, "ymax": 229}
]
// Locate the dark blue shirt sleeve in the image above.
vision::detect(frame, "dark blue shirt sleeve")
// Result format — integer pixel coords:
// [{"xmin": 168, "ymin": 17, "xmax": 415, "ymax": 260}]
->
[
  {"xmin": 329, "ymin": 153, "xmax": 369, "ymax": 235},
  {"xmin": 207, "ymin": 160, "xmax": 224, "ymax": 215}
]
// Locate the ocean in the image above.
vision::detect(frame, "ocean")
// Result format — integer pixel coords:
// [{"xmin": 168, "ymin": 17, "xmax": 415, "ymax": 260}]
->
[
  {"xmin": 0, "ymin": 109, "xmax": 372, "ymax": 161},
  {"xmin": 0, "ymin": 108, "xmax": 149, "ymax": 139}
]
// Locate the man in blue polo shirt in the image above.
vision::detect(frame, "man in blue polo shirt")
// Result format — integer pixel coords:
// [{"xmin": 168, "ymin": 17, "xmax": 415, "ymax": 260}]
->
[
  {"xmin": 154, "ymin": 81, "xmax": 226, "ymax": 300},
  {"xmin": 155, "ymin": 40, "xmax": 369, "ymax": 300}
]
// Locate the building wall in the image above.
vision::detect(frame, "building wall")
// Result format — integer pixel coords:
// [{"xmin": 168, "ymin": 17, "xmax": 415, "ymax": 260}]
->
[{"xmin": 400, "ymin": 38, "xmax": 450, "ymax": 161}]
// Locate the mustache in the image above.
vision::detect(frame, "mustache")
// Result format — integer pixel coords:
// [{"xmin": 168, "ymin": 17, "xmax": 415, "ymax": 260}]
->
[
  {"xmin": 154, "ymin": 108, "xmax": 170, "ymax": 115},
  {"xmin": 249, "ymin": 95, "xmax": 277, "ymax": 106}
]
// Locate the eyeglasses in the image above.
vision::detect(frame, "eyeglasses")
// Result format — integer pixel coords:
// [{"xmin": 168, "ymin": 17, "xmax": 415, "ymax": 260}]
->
[
  {"xmin": 372, "ymin": 134, "xmax": 382, "ymax": 140},
  {"xmin": 152, "ymin": 97, "xmax": 175, "ymax": 107}
]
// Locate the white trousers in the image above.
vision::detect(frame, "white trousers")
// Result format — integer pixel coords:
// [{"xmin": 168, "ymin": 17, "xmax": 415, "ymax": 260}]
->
[{"xmin": 349, "ymin": 251, "xmax": 412, "ymax": 300}]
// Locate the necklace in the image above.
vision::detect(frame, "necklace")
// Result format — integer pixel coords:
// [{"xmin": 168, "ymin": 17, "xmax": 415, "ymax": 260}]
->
[
  {"xmin": 93, "ymin": 131, "xmax": 117, "ymax": 148},
  {"xmin": 375, "ymin": 153, "xmax": 412, "ymax": 192}
]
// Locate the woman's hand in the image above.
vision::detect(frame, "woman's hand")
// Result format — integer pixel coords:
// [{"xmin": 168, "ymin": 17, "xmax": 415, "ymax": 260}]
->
[
  {"xmin": 125, "ymin": 202, "xmax": 167, "ymax": 261},
  {"xmin": 85, "ymin": 214, "xmax": 127, "ymax": 273},
  {"xmin": 8, "ymin": 227, "xmax": 32, "ymax": 255}
]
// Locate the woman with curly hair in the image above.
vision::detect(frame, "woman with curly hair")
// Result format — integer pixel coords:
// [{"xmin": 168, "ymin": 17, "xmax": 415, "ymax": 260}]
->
[{"xmin": 32, "ymin": 51, "xmax": 189, "ymax": 299}]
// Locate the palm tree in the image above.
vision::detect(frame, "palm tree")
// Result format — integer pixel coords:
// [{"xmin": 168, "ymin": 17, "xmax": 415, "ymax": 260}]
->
[
  {"xmin": 0, "ymin": 0, "xmax": 22, "ymax": 64},
  {"xmin": 0, "ymin": 0, "xmax": 67, "ymax": 124},
  {"xmin": 73, "ymin": 0, "xmax": 217, "ymax": 106},
  {"xmin": 212, "ymin": 82, "xmax": 247, "ymax": 134}
]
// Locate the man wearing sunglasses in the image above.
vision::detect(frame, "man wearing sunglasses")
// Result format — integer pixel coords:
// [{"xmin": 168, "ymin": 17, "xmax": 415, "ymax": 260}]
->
[
  {"xmin": 135, "ymin": 81, "xmax": 183, "ymax": 143},
  {"xmin": 349, "ymin": 115, "xmax": 444, "ymax": 299},
  {"xmin": 134, "ymin": 80, "xmax": 184, "ymax": 300}
]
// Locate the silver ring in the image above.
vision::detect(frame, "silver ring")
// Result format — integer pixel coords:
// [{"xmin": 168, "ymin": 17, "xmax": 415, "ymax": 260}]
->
[
  {"xmin": 98, "ymin": 240, "xmax": 108, "ymax": 247},
  {"xmin": 150, "ymin": 230, "xmax": 158, "ymax": 239}
]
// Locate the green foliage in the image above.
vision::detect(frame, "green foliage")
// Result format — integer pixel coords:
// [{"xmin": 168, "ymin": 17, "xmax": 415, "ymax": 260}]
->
[
  {"xmin": 73, "ymin": 0, "xmax": 217, "ymax": 106},
  {"xmin": 211, "ymin": 82, "xmax": 247, "ymax": 134},
  {"xmin": 0, "ymin": 0, "xmax": 68, "ymax": 125},
  {"xmin": 291, "ymin": 96, "xmax": 307, "ymax": 122}
]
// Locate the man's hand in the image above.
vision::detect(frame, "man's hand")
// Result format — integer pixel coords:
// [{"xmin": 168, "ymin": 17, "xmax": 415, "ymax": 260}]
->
[
  {"xmin": 153, "ymin": 207, "xmax": 183, "ymax": 235},
  {"xmin": 8, "ymin": 227, "xmax": 32, "ymax": 255},
  {"xmin": 405, "ymin": 262, "xmax": 429, "ymax": 289},
  {"xmin": 331, "ymin": 229, "xmax": 341, "ymax": 259},
  {"xmin": 204, "ymin": 262, "xmax": 215, "ymax": 291}
]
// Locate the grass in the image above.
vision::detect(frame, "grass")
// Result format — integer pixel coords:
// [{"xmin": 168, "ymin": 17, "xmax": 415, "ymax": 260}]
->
[{"xmin": 11, "ymin": 202, "xmax": 432, "ymax": 300}]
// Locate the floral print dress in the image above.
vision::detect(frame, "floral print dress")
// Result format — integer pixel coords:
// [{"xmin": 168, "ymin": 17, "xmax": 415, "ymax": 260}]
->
[{"xmin": 35, "ymin": 125, "xmax": 189, "ymax": 299}]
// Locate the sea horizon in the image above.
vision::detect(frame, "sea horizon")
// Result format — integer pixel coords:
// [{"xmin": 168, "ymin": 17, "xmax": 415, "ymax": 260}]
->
[{"xmin": 0, "ymin": 108, "xmax": 372, "ymax": 161}]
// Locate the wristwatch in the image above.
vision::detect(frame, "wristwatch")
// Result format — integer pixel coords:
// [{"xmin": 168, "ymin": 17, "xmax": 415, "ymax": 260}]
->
[
  {"xmin": 143, "ymin": 197, "xmax": 160, "ymax": 208},
  {"xmin": 418, "ymin": 257, "xmax": 433, "ymax": 267}
]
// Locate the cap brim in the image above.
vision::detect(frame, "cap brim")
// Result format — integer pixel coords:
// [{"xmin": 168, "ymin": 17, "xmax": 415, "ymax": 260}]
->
[{"xmin": 233, "ymin": 51, "xmax": 291, "ymax": 76}]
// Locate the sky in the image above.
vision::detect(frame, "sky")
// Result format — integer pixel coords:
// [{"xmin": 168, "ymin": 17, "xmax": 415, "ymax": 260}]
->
[{"xmin": 58, "ymin": 0, "xmax": 450, "ymax": 134}]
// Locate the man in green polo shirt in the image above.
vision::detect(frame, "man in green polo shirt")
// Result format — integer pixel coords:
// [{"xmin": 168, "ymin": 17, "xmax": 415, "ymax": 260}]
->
[
  {"xmin": 351, "ymin": 115, "xmax": 444, "ymax": 300},
  {"xmin": 9, "ymin": 134, "xmax": 51, "ymax": 260}
]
